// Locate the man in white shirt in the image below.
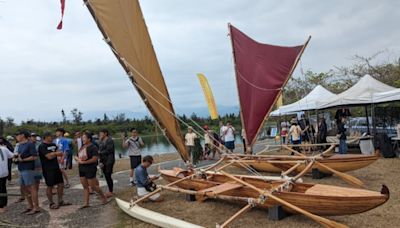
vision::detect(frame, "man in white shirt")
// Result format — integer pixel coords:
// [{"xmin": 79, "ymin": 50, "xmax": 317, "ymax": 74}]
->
[
  {"xmin": 185, "ymin": 126, "xmax": 197, "ymax": 164},
  {"xmin": 223, "ymin": 121, "xmax": 236, "ymax": 153},
  {"xmin": 0, "ymin": 144, "xmax": 14, "ymax": 213},
  {"xmin": 122, "ymin": 128, "xmax": 144, "ymax": 186}
]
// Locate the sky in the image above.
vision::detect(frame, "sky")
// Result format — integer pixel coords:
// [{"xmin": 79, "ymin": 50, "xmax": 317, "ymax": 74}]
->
[{"xmin": 0, "ymin": 0, "xmax": 399, "ymax": 123}]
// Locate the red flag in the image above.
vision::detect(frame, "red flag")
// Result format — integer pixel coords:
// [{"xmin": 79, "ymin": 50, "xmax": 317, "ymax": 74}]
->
[
  {"xmin": 229, "ymin": 24, "xmax": 308, "ymax": 146},
  {"xmin": 57, "ymin": 0, "xmax": 66, "ymax": 30}
]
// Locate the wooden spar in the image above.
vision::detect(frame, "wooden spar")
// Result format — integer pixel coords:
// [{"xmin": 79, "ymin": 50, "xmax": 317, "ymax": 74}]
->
[
  {"xmin": 282, "ymin": 163, "xmax": 302, "ymax": 176},
  {"xmin": 257, "ymin": 142, "xmax": 337, "ymax": 147},
  {"xmin": 228, "ymin": 23, "xmax": 251, "ymax": 154},
  {"xmin": 219, "ymin": 171, "xmax": 349, "ymax": 228},
  {"xmin": 234, "ymin": 160, "xmax": 307, "ymax": 164},
  {"xmin": 132, "ymin": 158, "xmax": 228, "ymax": 205},
  {"xmin": 218, "ymin": 204, "xmax": 253, "ymax": 228},
  {"xmin": 160, "ymin": 185, "xmax": 261, "ymax": 203},
  {"xmin": 249, "ymin": 36, "xmax": 312, "ymax": 147},
  {"xmin": 283, "ymin": 145, "xmax": 364, "ymax": 187},
  {"xmin": 293, "ymin": 160, "xmax": 315, "ymax": 180}
]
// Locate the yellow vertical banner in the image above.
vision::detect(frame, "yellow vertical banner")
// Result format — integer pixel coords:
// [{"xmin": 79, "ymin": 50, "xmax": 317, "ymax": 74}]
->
[
  {"xmin": 276, "ymin": 94, "xmax": 283, "ymax": 108},
  {"xmin": 197, "ymin": 73, "xmax": 219, "ymax": 120}
]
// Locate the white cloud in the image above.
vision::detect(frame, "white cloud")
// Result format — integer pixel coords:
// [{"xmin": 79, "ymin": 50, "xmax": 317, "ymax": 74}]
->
[{"xmin": 0, "ymin": 0, "xmax": 399, "ymax": 122}]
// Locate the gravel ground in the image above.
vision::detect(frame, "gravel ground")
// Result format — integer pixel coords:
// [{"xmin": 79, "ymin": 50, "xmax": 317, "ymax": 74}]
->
[
  {"xmin": 1, "ymin": 148, "xmax": 398, "ymax": 228},
  {"xmin": 115, "ymin": 156, "xmax": 399, "ymax": 228}
]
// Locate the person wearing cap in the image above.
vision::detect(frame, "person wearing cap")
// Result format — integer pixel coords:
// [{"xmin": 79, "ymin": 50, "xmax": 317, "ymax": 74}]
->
[
  {"xmin": 54, "ymin": 128, "xmax": 70, "ymax": 188},
  {"xmin": 38, "ymin": 132, "xmax": 70, "ymax": 209},
  {"xmin": 135, "ymin": 155, "xmax": 162, "ymax": 202},
  {"xmin": 0, "ymin": 138, "xmax": 14, "ymax": 213},
  {"xmin": 185, "ymin": 126, "xmax": 197, "ymax": 164},
  {"xmin": 288, "ymin": 118, "xmax": 302, "ymax": 154},
  {"xmin": 15, "ymin": 130, "xmax": 41, "ymax": 215},
  {"xmin": 30, "ymin": 133, "xmax": 43, "ymax": 194}
]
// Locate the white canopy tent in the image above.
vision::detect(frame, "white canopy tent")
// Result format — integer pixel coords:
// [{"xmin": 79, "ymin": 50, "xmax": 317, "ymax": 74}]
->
[
  {"xmin": 270, "ymin": 85, "xmax": 336, "ymax": 116},
  {"xmin": 373, "ymin": 88, "xmax": 400, "ymax": 104},
  {"xmin": 318, "ymin": 74, "xmax": 396, "ymax": 109}
]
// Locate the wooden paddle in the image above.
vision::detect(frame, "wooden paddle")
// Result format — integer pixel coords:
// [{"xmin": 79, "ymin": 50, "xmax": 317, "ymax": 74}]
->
[
  {"xmin": 283, "ymin": 145, "xmax": 364, "ymax": 188},
  {"xmin": 220, "ymin": 170, "xmax": 348, "ymax": 228}
]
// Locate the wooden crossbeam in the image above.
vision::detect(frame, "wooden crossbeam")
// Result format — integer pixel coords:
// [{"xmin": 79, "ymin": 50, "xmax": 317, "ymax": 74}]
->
[{"xmin": 198, "ymin": 182, "xmax": 243, "ymax": 197}]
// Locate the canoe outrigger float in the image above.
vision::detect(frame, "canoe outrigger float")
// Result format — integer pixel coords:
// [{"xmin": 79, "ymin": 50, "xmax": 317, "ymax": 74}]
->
[
  {"xmin": 83, "ymin": 0, "xmax": 389, "ymax": 227},
  {"xmin": 228, "ymin": 144, "xmax": 379, "ymax": 175}
]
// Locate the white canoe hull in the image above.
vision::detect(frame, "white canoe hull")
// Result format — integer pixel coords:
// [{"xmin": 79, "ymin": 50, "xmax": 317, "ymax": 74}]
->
[{"xmin": 115, "ymin": 198, "xmax": 204, "ymax": 228}]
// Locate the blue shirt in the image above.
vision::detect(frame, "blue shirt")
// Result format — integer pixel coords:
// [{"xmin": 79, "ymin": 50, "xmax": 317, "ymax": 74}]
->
[
  {"xmin": 135, "ymin": 165, "xmax": 149, "ymax": 188},
  {"xmin": 53, "ymin": 137, "xmax": 70, "ymax": 153},
  {"xmin": 16, "ymin": 141, "xmax": 38, "ymax": 171}
]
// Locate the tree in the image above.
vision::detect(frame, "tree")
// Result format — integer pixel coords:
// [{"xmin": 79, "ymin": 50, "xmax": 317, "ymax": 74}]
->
[
  {"xmin": 334, "ymin": 51, "xmax": 400, "ymax": 88},
  {"xmin": 71, "ymin": 108, "xmax": 83, "ymax": 124},
  {"xmin": 5, "ymin": 117, "xmax": 14, "ymax": 127},
  {"xmin": 114, "ymin": 113, "xmax": 126, "ymax": 123},
  {"xmin": 103, "ymin": 113, "xmax": 109, "ymax": 123},
  {"xmin": 0, "ymin": 117, "xmax": 4, "ymax": 137},
  {"xmin": 61, "ymin": 109, "xmax": 67, "ymax": 123}
]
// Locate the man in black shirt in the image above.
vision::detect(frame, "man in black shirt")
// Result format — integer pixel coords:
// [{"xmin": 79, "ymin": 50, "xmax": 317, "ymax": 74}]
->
[
  {"xmin": 38, "ymin": 132, "xmax": 69, "ymax": 209},
  {"xmin": 98, "ymin": 129, "xmax": 115, "ymax": 198}
]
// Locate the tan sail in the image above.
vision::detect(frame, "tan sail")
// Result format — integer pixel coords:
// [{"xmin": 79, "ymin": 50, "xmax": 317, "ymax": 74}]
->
[{"xmin": 84, "ymin": 0, "xmax": 188, "ymax": 161}]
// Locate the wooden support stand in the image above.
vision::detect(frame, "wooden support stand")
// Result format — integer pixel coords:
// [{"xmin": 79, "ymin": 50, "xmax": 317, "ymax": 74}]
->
[
  {"xmin": 312, "ymin": 168, "xmax": 332, "ymax": 179},
  {"xmin": 268, "ymin": 205, "xmax": 290, "ymax": 221},
  {"xmin": 186, "ymin": 188, "xmax": 196, "ymax": 201}
]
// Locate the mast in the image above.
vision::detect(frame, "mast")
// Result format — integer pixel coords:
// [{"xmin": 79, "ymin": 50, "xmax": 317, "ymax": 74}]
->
[{"xmin": 228, "ymin": 23, "xmax": 251, "ymax": 153}]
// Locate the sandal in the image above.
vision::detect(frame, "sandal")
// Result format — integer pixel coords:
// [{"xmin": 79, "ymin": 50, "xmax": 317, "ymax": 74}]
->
[
  {"xmin": 102, "ymin": 199, "xmax": 112, "ymax": 205},
  {"xmin": 79, "ymin": 205, "xmax": 91, "ymax": 210},
  {"xmin": 64, "ymin": 184, "xmax": 70, "ymax": 189},
  {"xmin": 49, "ymin": 203, "xmax": 59, "ymax": 210},
  {"xmin": 58, "ymin": 201, "xmax": 72, "ymax": 207},
  {"xmin": 26, "ymin": 210, "xmax": 41, "ymax": 215},
  {"xmin": 20, "ymin": 208, "xmax": 32, "ymax": 214},
  {"xmin": 15, "ymin": 198, "xmax": 25, "ymax": 203}
]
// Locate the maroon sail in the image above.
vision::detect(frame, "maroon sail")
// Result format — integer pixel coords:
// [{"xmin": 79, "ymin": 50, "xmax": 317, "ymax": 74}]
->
[{"xmin": 229, "ymin": 24, "xmax": 308, "ymax": 146}]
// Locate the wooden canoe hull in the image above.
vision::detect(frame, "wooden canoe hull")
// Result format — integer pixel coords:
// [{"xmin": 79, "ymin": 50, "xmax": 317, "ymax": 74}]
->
[
  {"xmin": 160, "ymin": 169, "xmax": 389, "ymax": 216},
  {"xmin": 235, "ymin": 154, "xmax": 378, "ymax": 174}
]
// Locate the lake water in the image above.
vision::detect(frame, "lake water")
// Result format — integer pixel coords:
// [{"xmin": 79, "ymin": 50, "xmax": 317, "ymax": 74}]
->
[{"xmin": 113, "ymin": 135, "xmax": 245, "ymax": 158}]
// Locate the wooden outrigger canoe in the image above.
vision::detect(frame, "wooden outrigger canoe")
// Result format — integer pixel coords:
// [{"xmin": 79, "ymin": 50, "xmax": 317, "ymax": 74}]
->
[
  {"xmin": 159, "ymin": 169, "xmax": 389, "ymax": 216},
  {"xmin": 233, "ymin": 153, "xmax": 379, "ymax": 174}
]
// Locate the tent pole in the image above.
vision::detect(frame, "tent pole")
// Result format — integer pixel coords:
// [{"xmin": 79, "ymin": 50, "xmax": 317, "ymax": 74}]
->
[
  {"xmin": 365, "ymin": 105, "xmax": 371, "ymax": 135},
  {"xmin": 371, "ymin": 103, "xmax": 377, "ymax": 137}
]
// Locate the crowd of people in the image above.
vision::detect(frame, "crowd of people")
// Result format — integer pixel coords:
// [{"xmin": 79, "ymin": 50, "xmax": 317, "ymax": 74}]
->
[
  {"xmin": 0, "ymin": 128, "xmax": 120, "ymax": 214},
  {"xmin": 282, "ymin": 113, "xmax": 349, "ymax": 154},
  {"xmin": 0, "ymin": 120, "xmax": 246, "ymax": 214},
  {"xmin": 184, "ymin": 120, "xmax": 240, "ymax": 164}
]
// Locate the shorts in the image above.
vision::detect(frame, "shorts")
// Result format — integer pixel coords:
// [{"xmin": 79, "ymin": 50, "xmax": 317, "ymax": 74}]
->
[
  {"xmin": 224, "ymin": 141, "xmax": 235, "ymax": 150},
  {"xmin": 43, "ymin": 169, "xmax": 64, "ymax": 187},
  {"xmin": 79, "ymin": 167, "xmax": 97, "ymax": 179},
  {"xmin": 19, "ymin": 170, "xmax": 36, "ymax": 186},
  {"xmin": 34, "ymin": 171, "xmax": 43, "ymax": 181},
  {"xmin": 137, "ymin": 187, "xmax": 160, "ymax": 201},
  {"xmin": 130, "ymin": 156, "xmax": 142, "ymax": 169}
]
